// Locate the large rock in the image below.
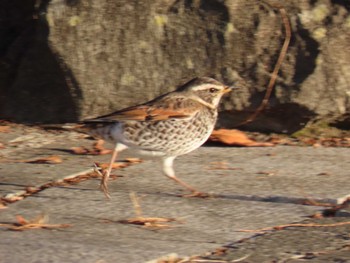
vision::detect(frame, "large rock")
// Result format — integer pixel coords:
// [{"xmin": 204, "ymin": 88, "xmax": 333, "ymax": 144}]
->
[{"xmin": 0, "ymin": 0, "xmax": 349, "ymax": 133}]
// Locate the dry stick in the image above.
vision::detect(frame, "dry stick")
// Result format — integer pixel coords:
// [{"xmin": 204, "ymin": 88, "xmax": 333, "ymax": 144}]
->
[
  {"xmin": 177, "ymin": 254, "xmax": 251, "ymax": 263},
  {"xmin": 130, "ymin": 191, "xmax": 143, "ymax": 217},
  {"xmin": 239, "ymin": 221, "xmax": 350, "ymax": 233},
  {"xmin": 237, "ymin": 4, "xmax": 291, "ymax": 126},
  {"xmin": 297, "ymin": 185, "xmax": 335, "ymax": 207},
  {"xmin": 298, "ymin": 186, "xmax": 350, "ymax": 216}
]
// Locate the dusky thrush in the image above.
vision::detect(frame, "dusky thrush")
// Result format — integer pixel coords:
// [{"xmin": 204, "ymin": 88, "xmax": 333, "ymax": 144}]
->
[{"xmin": 83, "ymin": 77, "xmax": 232, "ymax": 198}]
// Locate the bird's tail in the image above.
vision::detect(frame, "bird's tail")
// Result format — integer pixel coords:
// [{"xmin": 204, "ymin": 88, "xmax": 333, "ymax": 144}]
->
[{"xmin": 38, "ymin": 122, "xmax": 114, "ymax": 141}]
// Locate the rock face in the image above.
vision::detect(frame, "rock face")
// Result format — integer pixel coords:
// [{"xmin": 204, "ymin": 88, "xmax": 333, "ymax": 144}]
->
[{"xmin": 0, "ymin": 0, "xmax": 349, "ymax": 133}]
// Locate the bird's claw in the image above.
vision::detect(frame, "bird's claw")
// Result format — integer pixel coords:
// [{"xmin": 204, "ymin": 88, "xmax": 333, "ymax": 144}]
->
[
  {"xmin": 94, "ymin": 163, "xmax": 111, "ymax": 200},
  {"xmin": 100, "ymin": 175, "xmax": 111, "ymax": 200}
]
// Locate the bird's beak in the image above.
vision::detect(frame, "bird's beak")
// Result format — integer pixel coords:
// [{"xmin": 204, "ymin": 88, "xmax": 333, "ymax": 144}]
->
[{"xmin": 222, "ymin": 86, "xmax": 233, "ymax": 94}]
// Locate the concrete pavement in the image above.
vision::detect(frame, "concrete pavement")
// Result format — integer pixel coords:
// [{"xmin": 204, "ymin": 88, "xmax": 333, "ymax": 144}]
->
[{"xmin": 0, "ymin": 124, "xmax": 349, "ymax": 262}]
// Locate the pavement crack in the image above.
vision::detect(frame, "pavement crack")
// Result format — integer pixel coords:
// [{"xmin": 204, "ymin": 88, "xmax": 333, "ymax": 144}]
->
[{"xmin": 214, "ymin": 193, "xmax": 337, "ymax": 207}]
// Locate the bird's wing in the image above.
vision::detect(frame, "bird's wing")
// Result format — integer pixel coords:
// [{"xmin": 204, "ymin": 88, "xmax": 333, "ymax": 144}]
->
[{"xmin": 85, "ymin": 97, "xmax": 200, "ymax": 123}]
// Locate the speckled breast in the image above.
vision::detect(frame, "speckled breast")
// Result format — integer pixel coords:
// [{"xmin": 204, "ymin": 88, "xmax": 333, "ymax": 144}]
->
[{"xmin": 121, "ymin": 108, "xmax": 217, "ymax": 156}]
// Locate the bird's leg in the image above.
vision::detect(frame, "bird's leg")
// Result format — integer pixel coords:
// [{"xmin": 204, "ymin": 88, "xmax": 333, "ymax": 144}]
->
[
  {"xmin": 162, "ymin": 156, "xmax": 209, "ymax": 198},
  {"xmin": 100, "ymin": 143, "xmax": 127, "ymax": 199}
]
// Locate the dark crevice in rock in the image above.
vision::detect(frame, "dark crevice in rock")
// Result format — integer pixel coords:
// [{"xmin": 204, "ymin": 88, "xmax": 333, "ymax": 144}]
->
[
  {"xmin": 293, "ymin": 19, "xmax": 320, "ymax": 88},
  {"xmin": 330, "ymin": 114, "xmax": 350, "ymax": 130}
]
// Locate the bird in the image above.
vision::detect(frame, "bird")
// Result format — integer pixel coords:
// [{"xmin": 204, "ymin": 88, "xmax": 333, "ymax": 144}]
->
[{"xmin": 82, "ymin": 77, "xmax": 233, "ymax": 198}]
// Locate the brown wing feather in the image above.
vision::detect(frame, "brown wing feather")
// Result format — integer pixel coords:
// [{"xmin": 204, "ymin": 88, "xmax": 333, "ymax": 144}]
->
[{"xmin": 85, "ymin": 96, "xmax": 201, "ymax": 123}]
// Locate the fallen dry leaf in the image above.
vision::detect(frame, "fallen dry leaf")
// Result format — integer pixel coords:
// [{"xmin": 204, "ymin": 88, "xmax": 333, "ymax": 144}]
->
[
  {"xmin": 119, "ymin": 217, "xmax": 180, "ymax": 229},
  {"xmin": 212, "ymin": 247, "xmax": 228, "ymax": 256},
  {"xmin": 95, "ymin": 162, "xmax": 129, "ymax": 170},
  {"xmin": 209, "ymin": 129, "xmax": 274, "ymax": 147},
  {"xmin": 301, "ymin": 193, "xmax": 350, "ymax": 218},
  {"xmin": 268, "ymin": 135, "xmax": 295, "ymax": 145},
  {"xmin": 0, "ymin": 155, "xmax": 63, "ymax": 164},
  {"xmin": 70, "ymin": 139, "xmax": 112, "ymax": 155},
  {"xmin": 298, "ymin": 137, "xmax": 350, "ymax": 148},
  {"xmin": 93, "ymin": 139, "xmax": 112, "ymax": 154},
  {"xmin": 124, "ymin": 158, "xmax": 143, "ymax": 163},
  {"xmin": 1, "ymin": 195, "xmax": 24, "ymax": 203},
  {"xmin": 0, "ymin": 213, "xmax": 71, "ymax": 231},
  {"xmin": 70, "ymin": 146, "xmax": 90, "ymax": 154},
  {"xmin": 256, "ymin": 170, "xmax": 277, "ymax": 176},
  {"xmin": 317, "ymin": 172, "xmax": 332, "ymax": 176},
  {"xmin": 0, "ymin": 126, "xmax": 10, "ymax": 133},
  {"xmin": 25, "ymin": 186, "xmax": 41, "ymax": 194},
  {"xmin": 15, "ymin": 215, "xmax": 30, "ymax": 225},
  {"xmin": 0, "ymin": 201, "xmax": 7, "ymax": 209},
  {"xmin": 96, "ymin": 158, "xmax": 143, "ymax": 170},
  {"xmin": 117, "ymin": 192, "xmax": 183, "ymax": 230},
  {"xmin": 23, "ymin": 155, "xmax": 63, "ymax": 164},
  {"xmin": 310, "ymin": 212, "xmax": 324, "ymax": 219}
]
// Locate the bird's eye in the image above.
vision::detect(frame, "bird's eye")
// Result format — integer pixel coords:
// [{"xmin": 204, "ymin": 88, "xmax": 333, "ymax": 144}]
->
[{"xmin": 209, "ymin": 88, "xmax": 218, "ymax": 93}]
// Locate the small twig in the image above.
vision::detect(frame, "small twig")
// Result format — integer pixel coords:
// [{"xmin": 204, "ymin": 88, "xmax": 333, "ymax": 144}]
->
[
  {"xmin": 130, "ymin": 191, "xmax": 143, "ymax": 217},
  {"xmin": 176, "ymin": 254, "xmax": 251, "ymax": 263},
  {"xmin": 118, "ymin": 192, "xmax": 182, "ymax": 229},
  {"xmin": 298, "ymin": 189, "xmax": 350, "ymax": 217},
  {"xmin": 238, "ymin": 221, "xmax": 350, "ymax": 233},
  {"xmin": 237, "ymin": 4, "xmax": 291, "ymax": 126},
  {"xmin": 297, "ymin": 186, "xmax": 335, "ymax": 207}
]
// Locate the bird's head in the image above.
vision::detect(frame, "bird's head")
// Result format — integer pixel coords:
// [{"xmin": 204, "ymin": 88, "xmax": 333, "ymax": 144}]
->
[{"xmin": 177, "ymin": 77, "xmax": 232, "ymax": 109}]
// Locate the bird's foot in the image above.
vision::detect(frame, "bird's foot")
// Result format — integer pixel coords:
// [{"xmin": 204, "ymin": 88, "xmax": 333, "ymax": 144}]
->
[
  {"xmin": 100, "ymin": 175, "xmax": 111, "ymax": 200},
  {"xmin": 93, "ymin": 163, "xmax": 111, "ymax": 200}
]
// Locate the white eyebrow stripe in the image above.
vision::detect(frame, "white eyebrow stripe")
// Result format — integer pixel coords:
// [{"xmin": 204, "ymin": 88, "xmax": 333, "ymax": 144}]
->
[{"xmin": 191, "ymin": 84, "xmax": 223, "ymax": 91}]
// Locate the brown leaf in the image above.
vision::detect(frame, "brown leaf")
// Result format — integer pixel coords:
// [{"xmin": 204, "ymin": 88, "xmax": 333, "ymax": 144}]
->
[
  {"xmin": 257, "ymin": 171, "xmax": 277, "ymax": 176},
  {"xmin": 1, "ymin": 195, "xmax": 24, "ymax": 203},
  {"xmin": 212, "ymin": 247, "xmax": 228, "ymax": 256},
  {"xmin": 0, "ymin": 214, "xmax": 71, "ymax": 231},
  {"xmin": 0, "ymin": 201, "xmax": 7, "ymax": 210},
  {"xmin": 317, "ymin": 172, "xmax": 331, "ymax": 176},
  {"xmin": 124, "ymin": 158, "xmax": 143, "ymax": 163},
  {"xmin": 268, "ymin": 136, "xmax": 295, "ymax": 145},
  {"xmin": 24, "ymin": 155, "xmax": 63, "ymax": 164},
  {"xmin": 209, "ymin": 129, "xmax": 274, "ymax": 147},
  {"xmin": 0, "ymin": 126, "xmax": 10, "ymax": 133},
  {"xmin": 95, "ymin": 162, "xmax": 128, "ymax": 170},
  {"xmin": 70, "ymin": 140, "xmax": 112, "ymax": 155},
  {"xmin": 119, "ymin": 217, "xmax": 180, "ymax": 229},
  {"xmin": 16, "ymin": 215, "xmax": 29, "ymax": 225},
  {"xmin": 93, "ymin": 139, "xmax": 112, "ymax": 154},
  {"xmin": 70, "ymin": 146, "xmax": 90, "ymax": 154},
  {"xmin": 310, "ymin": 212, "xmax": 324, "ymax": 219},
  {"xmin": 25, "ymin": 186, "xmax": 41, "ymax": 194}
]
